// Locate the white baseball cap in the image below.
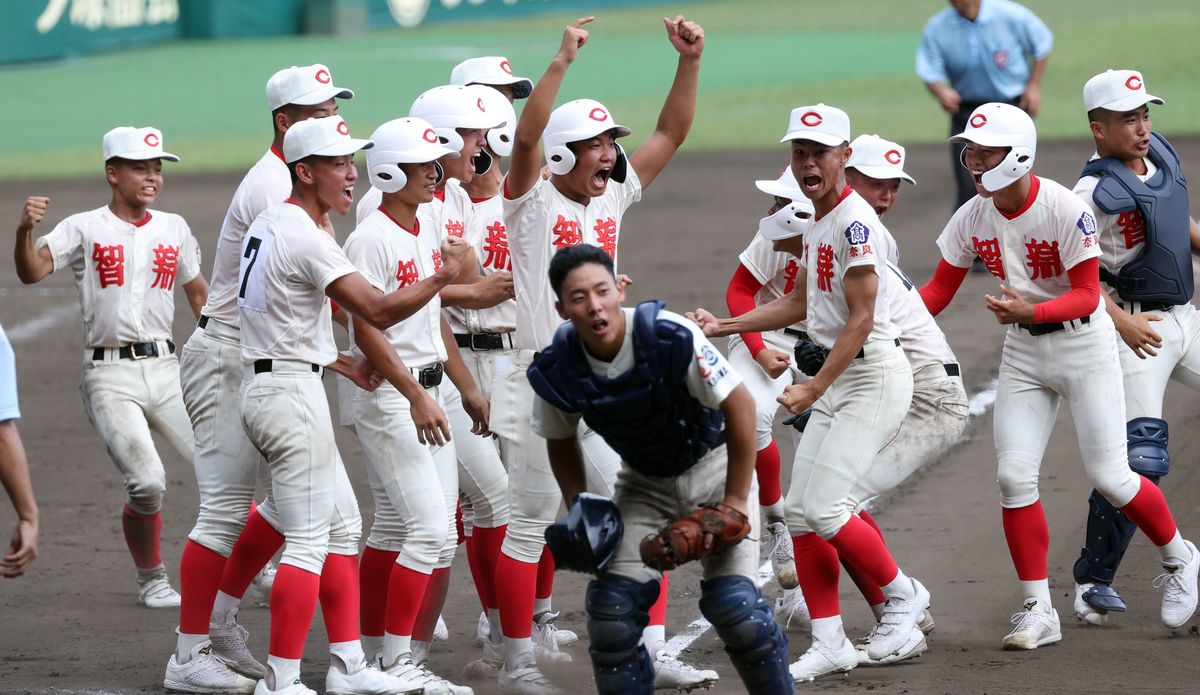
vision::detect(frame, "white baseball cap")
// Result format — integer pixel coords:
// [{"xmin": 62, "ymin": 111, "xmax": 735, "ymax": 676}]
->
[
  {"xmin": 450, "ymin": 56, "xmax": 533, "ymax": 100},
  {"xmin": 754, "ymin": 167, "xmax": 803, "ymax": 199},
  {"xmin": 781, "ymin": 104, "xmax": 850, "ymax": 146},
  {"xmin": 266, "ymin": 64, "xmax": 355, "ymax": 112},
  {"xmin": 846, "ymin": 134, "xmax": 915, "ymax": 185},
  {"xmin": 756, "ymin": 200, "xmax": 815, "ymax": 241},
  {"xmin": 282, "ymin": 116, "xmax": 373, "ymax": 163},
  {"xmin": 1083, "ymin": 69, "xmax": 1163, "ymax": 113},
  {"xmin": 102, "ymin": 126, "xmax": 179, "ymax": 163}
]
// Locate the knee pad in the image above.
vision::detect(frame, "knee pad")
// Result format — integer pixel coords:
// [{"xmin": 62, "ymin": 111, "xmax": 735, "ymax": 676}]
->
[
  {"xmin": 698, "ymin": 575, "xmax": 791, "ymax": 695},
  {"xmin": 1128, "ymin": 417, "xmax": 1170, "ymax": 479},
  {"xmin": 585, "ymin": 576, "xmax": 657, "ymax": 695},
  {"xmin": 1073, "ymin": 489, "xmax": 1139, "ymax": 586}
]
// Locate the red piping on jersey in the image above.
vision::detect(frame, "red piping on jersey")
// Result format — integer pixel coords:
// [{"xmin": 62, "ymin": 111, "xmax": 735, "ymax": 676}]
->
[
  {"xmin": 470, "ymin": 195, "xmax": 496, "ymax": 204},
  {"xmin": 997, "ymin": 175, "xmax": 1040, "ymax": 220},
  {"xmin": 270, "ymin": 145, "xmax": 286, "ymax": 163},
  {"xmin": 377, "ymin": 205, "xmax": 420, "ymax": 237},
  {"xmin": 132, "ymin": 212, "xmax": 153, "ymax": 228},
  {"xmin": 813, "ymin": 186, "xmax": 852, "ymax": 222},
  {"xmin": 1032, "ymin": 257, "xmax": 1100, "ymax": 323},
  {"xmin": 726, "ymin": 263, "xmax": 768, "ymax": 357},
  {"xmin": 284, "ymin": 198, "xmax": 302, "ymax": 208},
  {"xmin": 919, "ymin": 259, "xmax": 970, "ymax": 316},
  {"xmin": 433, "ymin": 189, "xmax": 446, "ymax": 202}
]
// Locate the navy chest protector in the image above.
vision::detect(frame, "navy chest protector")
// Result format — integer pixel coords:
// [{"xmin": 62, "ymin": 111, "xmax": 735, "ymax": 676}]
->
[
  {"xmin": 527, "ymin": 300, "xmax": 725, "ymax": 478},
  {"xmin": 1080, "ymin": 132, "xmax": 1192, "ymax": 304}
]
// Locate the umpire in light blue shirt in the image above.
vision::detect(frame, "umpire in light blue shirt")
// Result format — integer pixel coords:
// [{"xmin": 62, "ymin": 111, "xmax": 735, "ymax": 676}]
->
[{"xmin": 916, "ymin": 0, "xmax": 1052, "ymax": 210}]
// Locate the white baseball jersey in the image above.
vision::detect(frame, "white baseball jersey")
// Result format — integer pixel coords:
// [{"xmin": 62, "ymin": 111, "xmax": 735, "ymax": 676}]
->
[
  {"xmin": 355, "ymin": 180, "xmax": 469, "ymax": 236},
  {"xmin": 448, "ymin": 194, "xmax": 517, "ymax": 335},
  {"xmin": 203, "ymin": 146, "xmax": 290, "ymax": 327},
  {"xmin": 237, "ymin": 202, "xmax": 357, "ymax": 365},
  {"xmin": 739, "ymin": 233, "xmax": 806, "ymax": 333},
  {"xmin": 937, "ymin": 175, "xmax": 1102, "ymax": 306},
  {"xmin": 884, "ymin": 260, "xmax": 958, "ymax": 370},
  {"xmin": 37, "ymin": 206, "xmax": 201, "ymax": 347},
  {"xmin": 504, "ymin": 169, "xmax": 643, "ymax": 351},
  {"xmin": 531, "ymin": 308, "xmax": 742, "ymax": 439},
  {"xmin": 801, "ymin": 188, "xmax": 899, "ymax": 349},
  {"xmin": 1072, "ymin": 153, "xmax": 1158, "ymax": 279},
  {"xmin": 343, "ymin": 208, "xmax": 448, "ymax": 368}
]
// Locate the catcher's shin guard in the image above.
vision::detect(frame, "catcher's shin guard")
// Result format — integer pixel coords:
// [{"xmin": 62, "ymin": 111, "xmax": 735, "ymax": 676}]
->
[
  {"xmin": 585, "ymin": 575, "xmax": 659, "ymax": 695},
  {"xmin": 1073, "ymin": 417, "xmax": 1170, "ymax": 593},
  {"xmin": 698, "ymin": 576, "xmax": 793, "ymax": 695}
]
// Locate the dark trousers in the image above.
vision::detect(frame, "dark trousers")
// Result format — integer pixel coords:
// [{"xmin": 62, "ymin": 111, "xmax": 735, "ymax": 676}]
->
[{"xmin": 948, "ymin": 98, "xmax": 1023, "ymax": 211}]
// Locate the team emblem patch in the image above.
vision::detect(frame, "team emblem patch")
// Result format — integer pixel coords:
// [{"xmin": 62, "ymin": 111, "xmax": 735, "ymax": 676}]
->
[
  {"xmin": 700, "ymin": 345, "xmax": 720, "ymax": 366},
  {"xmin": 1077, "ymin": 211, "xmax": 1097, "ymax": 236},
  {"xmin": 993, "ymin": 50, "xmax": 1009, "ymax": 68},
  {"xmin": 845, "ymin": 221, "xmax": 870, "ymax": 245}
]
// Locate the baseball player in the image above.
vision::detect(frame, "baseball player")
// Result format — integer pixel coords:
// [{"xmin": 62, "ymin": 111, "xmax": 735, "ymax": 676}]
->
[
  {"xmin": 690, "ymin": 104, "xmax": 931, "ymax": 681},
  {"xmin": 529, "ymin": 244, "xmax": 792, "ymax": 695},
  {"xmin": 493, "ymin": 15, "xmax": 708, "ymax": 693},
  {"xmin": 1068, "ymin": 70, "xmax": 1200, "ymax": 625},
  {"xmin": 345, "ymin": 116, "xmax": 478, "ymax": 694},
  {"xmin": 723, "ymin": 168, "xmax": 811, "ymax": 591},
  {"xmin": 236, "ymin": 115, "xmax": 463, "ymax": 695},
  {"xmin": 0, "ymin": 321, "xmax": 38, "ymax": 579},
  {"xmin": 918, "ymin": 102, "xmax": 1199, "ymax": 649},
  {"xmin": 14, "ymin": 128, "xmax": 206, "ymax": 611}
]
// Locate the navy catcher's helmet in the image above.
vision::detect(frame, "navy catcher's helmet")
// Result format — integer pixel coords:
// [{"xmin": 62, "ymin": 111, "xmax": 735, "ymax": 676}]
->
[{"xmin": 544, "ymin": 493, "xmax": 623, "ymax": 575}]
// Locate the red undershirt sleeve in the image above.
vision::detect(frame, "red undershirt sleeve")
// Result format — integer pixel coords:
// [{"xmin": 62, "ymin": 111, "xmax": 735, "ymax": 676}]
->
[
  {"xmin": 1031, "ymin": 257, "xmax": 1100, "ymax": 323},
  {"xmin": 726, "ymin": 263, "xmax": 767, "ymax": 358},
  {"xmin": 918, "ymin": 259, "xmax": 970, "ymax": 316}
]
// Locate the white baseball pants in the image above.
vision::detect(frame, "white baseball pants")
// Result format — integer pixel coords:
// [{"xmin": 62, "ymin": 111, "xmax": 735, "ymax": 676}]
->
[
  {"xmin": 1117, "ymin": 301, "xmax": 1200, "ymax": 419},
  {"xmin": 727, "ymin": 333, "xmax": 806, "ymax": 450},
  {"xmin": 442, "ymin": 373, "xmax": 509, "ymax": 533}
]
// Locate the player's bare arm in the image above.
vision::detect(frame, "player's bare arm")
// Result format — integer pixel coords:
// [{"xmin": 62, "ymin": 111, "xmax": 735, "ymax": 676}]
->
[
  {"xmin": 755, "ymin": 348, "xmax": 791, "ymax": 379},
  {"xmin": 324, "ymin": 351, "xmax": 382, "ymax": 393},
  {"xmin": 546, "ymin": 434, "xmax": 587, "ymax": 505},
  {"xmin": 507, "ymin": 17, "xmax": 594, "ymax": 199},
  {"xmin": 440, "ymin": 256, "xmax": 515, "ymax": 310},
  {"xmin": 13, "ymin": 196, "xmax": 54, "ymax": 285},
  {"xmin": 984, "ymin": 285, "xmax": 1036, "ymax": 325},
  {"xmin": 0, "ymin": 421, "xmax": 38, "ymax": 578},
  {"xmin": 688, "ymin": 287, "xmax": 805, "ymax": 338},
  {"xmin": 628, "ymin": 15, "xmax": 705, "ymax": 190},
  {"xmin": 352, "ymin": 312, "xmax": 451, "ymax": 446},
  {"xmin": 717, "ymin": 384, "xmax": 755, "ymax": 517},
  {"xmin": 439, "ymin": 318, "xmax": 490, "ymax": 436},
  {"xmin": 326, "ymin": 236, "xmax": 468, "ymax": 329},
  {"xmin": 182, "ymin": 275, "xmax": 209, "ymax": 320}
]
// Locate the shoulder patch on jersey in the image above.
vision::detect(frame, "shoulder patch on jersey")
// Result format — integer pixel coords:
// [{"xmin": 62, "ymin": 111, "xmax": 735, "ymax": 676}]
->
[
  {"xmin": 700, "ymin": 344, "xmax": 720, "ymax": 366},
  {"xmin": 1077, "ymin": 211, "xmax": 1097, "ymax": 236},
  {"xmin": 845, "ymin": 221, "xmax": 870, "ymax": 245}
]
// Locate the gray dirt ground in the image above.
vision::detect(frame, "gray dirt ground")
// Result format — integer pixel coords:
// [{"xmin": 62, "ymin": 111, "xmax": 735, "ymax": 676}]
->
[{"xmin": 2, "ymin": 138, "xmax": 1200, "ymax": 695}]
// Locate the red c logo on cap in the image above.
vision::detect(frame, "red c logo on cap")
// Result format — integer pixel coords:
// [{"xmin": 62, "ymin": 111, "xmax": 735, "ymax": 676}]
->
[
  {"xmin": 884, "ymin": 149, "xmax": 901, "ymax": 165},
  {"xmin": 477, "ymin": 97, "xmax": 486, "ymax": 112},
  {"xmin": 800, "ymin": 111, "xmax": 823, "ymax": 127},
  {"xmin": 1125, "ymin": 75, "xmax": 1142, "ymax": 90},
  {"xmin": 315, "ymin": 68, "xmax": 331, "ymax": 84},
  {"xmin": 143, "ymin": 132, "xmax": 159, "ymax": 147},
  {"xmin": 589, "ymin": 108, "xmax": 608, "ymax": 122},
  {"xmin": 970, "ymin": 114, "xmax": 987, "ymax": 128},
  {"xmin": 423, "ymin": 128, "xmax": 438, "ymax": 143},
  {"xmin": 336, "ymin": 120, "xmax": 350, "ymax": 136},
  {"xmin": 500, "ymin": 60, "xmax": 513, "ymax": 75}
]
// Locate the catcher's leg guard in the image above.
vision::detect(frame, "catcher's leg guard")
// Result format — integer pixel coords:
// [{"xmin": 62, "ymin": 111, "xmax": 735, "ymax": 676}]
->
[
  {"xmin": 1073, "ymin": 418, "xmax": 1171, "ymax": 603},
  {"xmin": 698, "ymin": 575, "xmax": 792, "ymax": 695},
  {"xmin": 585, "ymin": 575, "xmax": 658, "ymax": 695}
]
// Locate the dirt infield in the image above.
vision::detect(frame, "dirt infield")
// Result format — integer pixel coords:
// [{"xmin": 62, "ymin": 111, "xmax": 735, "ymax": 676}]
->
[{"xmin": 2, "ymin": 138, "xmax": 1200, "ymax": 695}]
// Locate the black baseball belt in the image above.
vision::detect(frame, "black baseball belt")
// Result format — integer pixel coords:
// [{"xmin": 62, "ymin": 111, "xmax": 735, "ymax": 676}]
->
[{"xmin": 91, "ymin": 341, "xmax": 176, "ymax": 361}]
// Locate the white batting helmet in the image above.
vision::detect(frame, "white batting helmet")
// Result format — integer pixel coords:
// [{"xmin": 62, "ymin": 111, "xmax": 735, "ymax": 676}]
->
[
  {"xmin": 473, "ymin": 86, "xmax": 517, "ymax": 158},
  {"xmin": 366, "ymin": 117, "xmax": 459, "ymax": 194},
  {"xmin": 410, "ymin": 84, "xmax": 506, "ymax": 175},
  {"xmin": 757, "ymin": 200, "xmax": 815, "ymax": 241},
  {"xmin": 543, "ymin": 99, "xmax": 631, "ymax": 182},
  {"xmin": 949, "ymin": 103, "xmax": 1036, "ymax": 192}
]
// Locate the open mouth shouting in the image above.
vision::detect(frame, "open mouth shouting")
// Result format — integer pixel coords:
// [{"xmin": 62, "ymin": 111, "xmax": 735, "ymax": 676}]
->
[
  {"xmin": 800, "ymin": 173, "xmax": 822, "ymax": 195},
  {"xmin": 593, "ymin": 166, "xmax": 612, "ymax": 189}
]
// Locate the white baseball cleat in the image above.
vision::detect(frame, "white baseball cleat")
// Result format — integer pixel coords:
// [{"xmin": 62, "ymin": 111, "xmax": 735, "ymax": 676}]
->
[
  {"xmin": 917, "ymin": 608, "xmax": 936, "ymax": 635},
  {"xmin": 533, "ymin": 611, "xmax": 578, "ymax": 648},
  {"xmin": 765, "ymin": 522, "xmax": 798, "ymax": 590},
  {"xmin": 210, "ymin": 611, "xmax": 266, "ymax": 679},
  {"xmin": 652, "ymin": 651, "xmax": 718, "ymax": 690},
  {"xmin": 1156, "ymin": 539, "xmax": 1200, "ymax": 629},
  {"xmin": 497, "ymin": 659, "xmax": 565, "ymax": 695},
  {"xmin": 773, "ymin": 587, "xmax": 811, "ymax": 631},
  {"xmin": 327, "ymin": 656, "xmax": 424, "ymax": 695},
  {"xmin": 788, "ymin": 636, "xmax": 857, "ymax": 682},
  {"xmin": 416, "ymin": 660, "xmax": 473, "ymax": 695},
  {"xmin": 383, "ymin": 655, "xmax": 458, "ymax": 695},
  {"xmin": 854, "ymin": 626, "xmax": 926, "ymax": 667},
  {"xmin": 1073, "ymin": 583, "xmax": 1110, "ymax": 626},
  {"xmin": 138, "ymin": 572, "xmax": 182, "ymax": 609},
  {"xmin": 434, "ymin": 614, "xmax": 449, "ymax": 641},
  {"xmin": 463, "ymin": 639, "xmax": 505, "ymax": 679},
  {"xmin": 164, "ymin": 642, "xmax": 257, "ymax": 693},
  {"xmin": 253, "ymin": 679, "xmax": 316, "ymax": 695},
  {"xmin": 1001, "ymin": 598, "xmax": 1062, "ymax": 650},
  {"xmin": 474, "ymin": 612, "xmax": 490, "ymax": 646},
  {"xmin": 865, "ymin": 578, "xmax": 930, "ymax": 660},
  {"xmin": 246, "ymin": 562, "xmax": 277, "ymax": 608}
]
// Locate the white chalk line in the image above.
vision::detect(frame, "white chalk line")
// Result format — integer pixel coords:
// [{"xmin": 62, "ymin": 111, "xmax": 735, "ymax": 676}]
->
[{"xmin": 660, "ymin": 377, "xmax": 1001, "ymax": 659}]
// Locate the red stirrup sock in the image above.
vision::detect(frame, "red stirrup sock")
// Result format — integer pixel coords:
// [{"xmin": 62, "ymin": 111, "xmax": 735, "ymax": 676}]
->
[
  {"xmin": 792, "ymin": 533, "xmax": 841, "ymax": 619},
  {"xmin": 1119, "ymin": 476, "xmax": 1179, "ymax": 546},
  {"xmin": 359, "ymin": 547, "xmax": 399, "ymax": 638},
  {"xmin": 826, "ymin": 514, "xmax": 900, "ymax": 587},
  {"xmin": 495, "ymin": 553, "xmax": 538, "ymax": 638},
  {"xmin": 268, "ymin": 564, "xmax": 321, "ymax": 659},
  {"xmin": 1001, "ymin": 501, "xmax": 1049, "ymax": 580},
  {"xmin": 122, "ymin": 505, "xmax": 163, "ymax": 569},
  {"xmin": 755, "ymin": 441, "xmax": 783, "ymax": 508},
  {"xmin": 219, "ymin": 507, "xmax": 284, "ymax": 599},
  {"xmin": 319, "ymin": 553, "xmax": 361, "ymax": 644},
  {"xmin": 179, "ymin": 540, "xmax": 227, "ymax": 635}
]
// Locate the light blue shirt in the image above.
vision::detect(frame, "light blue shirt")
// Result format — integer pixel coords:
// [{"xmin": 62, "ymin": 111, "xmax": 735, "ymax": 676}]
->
[
  {"xmin": 0, "ymin": 324, "xmax": 19, "ymax": 422},
  {"xmin": 916, "ymin": 0, "xmax": 1053, "ymax": 102}
]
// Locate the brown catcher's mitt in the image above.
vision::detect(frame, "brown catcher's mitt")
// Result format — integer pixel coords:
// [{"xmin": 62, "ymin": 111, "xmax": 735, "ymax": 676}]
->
[{"xmin": 639, "ymin": 502, "xmax": 750, "ymax": 571}]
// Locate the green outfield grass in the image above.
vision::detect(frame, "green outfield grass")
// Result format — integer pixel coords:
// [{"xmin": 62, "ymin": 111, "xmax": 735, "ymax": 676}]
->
[{"xmin": 3, "ymin": 0, "xmax": 1198, "ymax": 179}]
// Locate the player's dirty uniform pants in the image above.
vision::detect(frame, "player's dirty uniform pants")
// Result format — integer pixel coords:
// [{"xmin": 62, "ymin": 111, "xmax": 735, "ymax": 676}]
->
[
  {"xmin": 240, "ymin": 362, "xmax": 361, "ymax": 575},
  {"xmin": 448, "ymin": 347, "xmax": 510, "ymax": 535},
  {"xmin": 785, "ymin": 339, "xmax": 913, "ymax": 539},
  {"xmin": 850, "ymin": 362, "xmax": 968, "ymax": 508},
  {"xmin": 354, "ymin": 381, "xmax": 458, "ymax": 572},
  {"xmin": 1116, "ymin": 300, "xmax": 1200, "ymax": 418},
  {"xmin": 180, "ymin": 318, "xmax": 277, "ymax": 556},
  {"xmin": 995, "ymin": 311, "xmax": 1141, "ymax": 509},
  {"xmin": 80, "ymin": 342, "xmax": 194, "ymax": 516},
  {"xmin": 607, "ymin": 446, "xmax": 761, "ymax": 584},
  {"xmin": 492, "ymin": 349, "xmax": 623, "ymax": 563},
  {"xmin": 727, "ymin": 333, "xmax": 807, "ymax": 450}
]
